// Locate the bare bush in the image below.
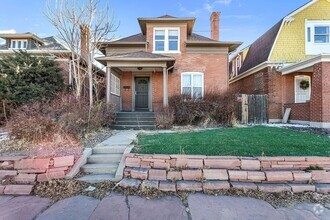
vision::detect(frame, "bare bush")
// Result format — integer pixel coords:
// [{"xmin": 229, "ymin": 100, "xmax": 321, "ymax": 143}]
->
[
  {"xmin": 155, "ymin": 107, "xmax": 175, "ymax": 129},
  {"xmin": 169, "ymin": 90, "xmax": 238, "ymax": 127}
]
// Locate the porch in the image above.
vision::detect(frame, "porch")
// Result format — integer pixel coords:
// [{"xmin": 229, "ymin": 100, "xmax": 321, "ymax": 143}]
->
[
  {"xmin": 280, "ymin": 54, "xmax": 330, "ymax": 128},
  {"xmin": 96, "ymin": 51, "xmax": 175, "ymax": 112}
]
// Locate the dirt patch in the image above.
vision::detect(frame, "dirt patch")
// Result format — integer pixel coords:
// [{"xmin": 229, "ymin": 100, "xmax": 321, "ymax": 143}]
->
[
  {"xmin": 81, "ymin": 128, "xmax": 114, "ymax": 149},
  {"xmin": 33, "ymin": 179, "xmax": 330, "ymax": 209}
]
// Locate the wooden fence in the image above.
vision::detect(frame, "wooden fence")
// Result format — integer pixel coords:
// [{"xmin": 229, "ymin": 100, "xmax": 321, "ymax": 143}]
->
[{"xmin": 237, "ymin": 94, "xmax": 268, "ymax": 124}]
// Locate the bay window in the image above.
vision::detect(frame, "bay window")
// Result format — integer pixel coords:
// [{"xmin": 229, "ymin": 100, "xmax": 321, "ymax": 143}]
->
[{"xmin": 181, "ymin": 72, "xmax": 204, "ymax": 99}]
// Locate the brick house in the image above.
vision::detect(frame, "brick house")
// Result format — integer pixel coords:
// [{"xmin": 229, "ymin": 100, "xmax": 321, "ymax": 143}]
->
[
  {"xmin": 96, "ymin": 13, "xmax": 241, "ymax": 112},
  {"xmin": 229, "ymin": 0, "xmax": 330, "ymax": 128}
]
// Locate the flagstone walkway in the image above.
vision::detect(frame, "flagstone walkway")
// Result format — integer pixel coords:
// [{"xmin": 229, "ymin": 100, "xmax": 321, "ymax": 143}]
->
[{"xmin": 0, "ymin": 193, "xmax": 329, "ymax": 220}]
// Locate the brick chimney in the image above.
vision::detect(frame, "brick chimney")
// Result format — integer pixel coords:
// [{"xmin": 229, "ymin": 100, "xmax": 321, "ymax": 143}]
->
[
  {"xmin": 80, "ymin": 24, "xmax": 90, "ymax": 59},
  {"xmin": 210, "ymin": 12, "xmax": 220, "ymax": 41}
]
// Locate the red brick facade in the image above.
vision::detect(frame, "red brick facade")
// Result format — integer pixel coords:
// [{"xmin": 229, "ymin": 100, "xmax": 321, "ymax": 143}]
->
[
  {"xmin": 229, "ymin": 62, "xmax": 330, "ymax": 127},
  {"xmin": 120, "ymin": 22, "xmax": 230, "ymax": 112}
]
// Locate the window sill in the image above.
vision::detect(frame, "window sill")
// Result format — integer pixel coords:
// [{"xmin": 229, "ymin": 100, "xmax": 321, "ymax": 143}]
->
[
  {"xmin": 152, "ymin": 51, "xmax": 181, "ymax": 54},
  {"xmin": 111, "ymin": 92, "xmax": 121, "ymax": 97}
]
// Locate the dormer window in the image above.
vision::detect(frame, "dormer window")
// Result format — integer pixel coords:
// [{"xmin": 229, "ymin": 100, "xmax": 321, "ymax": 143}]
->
[
  {"xmin": 153, "ymin": 28, "xmax": 180, "ymax": 53},
  {"xmin": 10, "ymin": 40, "xmax": 27, "ymax": 49},
  {"xmin": 314, "ymin": 26, "xmax": 329, "ymax": 43},
  {"xmin": 305, "ymin": 20, "xmax": 330, "ymax": 55}
]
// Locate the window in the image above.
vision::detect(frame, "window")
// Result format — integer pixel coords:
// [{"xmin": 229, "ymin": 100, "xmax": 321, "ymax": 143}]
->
[
  {"xmin": 235, "ymin": 55, "xmax": 242, "ymax": 76},
  {"xmin": 314, "ymin": 26, "xmax": 329, "ymax": 43},
  {"xmin": 181, "ymin": 72, "xmax": 204, "ymax": 99},
  {"xmin": 10, "ymin": 40, "xmax": 27, "ymax": 49},
  {"xmin": 10, "ymin": 40, "xmax": 28, "ymax": 49},
  {"xmin": 305, "ymin": 20, "xmax": 330, "ymax": 55},
  {"xmin": 295, "ymin": 76, "xmax": 311, "ymax": 103},
  {"xmin": 111, "ymin": 74, "xmax": 120, "ymax": 96},
  {"xmin": 153, "ymin": 28, "xmax": 180, "ymax": 53}
]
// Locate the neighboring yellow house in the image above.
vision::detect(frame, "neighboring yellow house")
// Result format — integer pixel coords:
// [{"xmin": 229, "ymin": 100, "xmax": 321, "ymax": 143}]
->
[{"xmin": 229, "ymin": 0, "xmax": 330, "ymax": 128}]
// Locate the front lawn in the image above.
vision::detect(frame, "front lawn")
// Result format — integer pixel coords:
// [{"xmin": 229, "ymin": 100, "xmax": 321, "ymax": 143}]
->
[{"xmin": 134, "ymin": 126, "xmax": 330, "ymax": 156}]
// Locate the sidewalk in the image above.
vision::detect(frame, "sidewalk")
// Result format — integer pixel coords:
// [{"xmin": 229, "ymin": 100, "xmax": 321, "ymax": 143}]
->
[{"xmin": 0, "ymin": 193, "xmax": 329, "ymax": 220}]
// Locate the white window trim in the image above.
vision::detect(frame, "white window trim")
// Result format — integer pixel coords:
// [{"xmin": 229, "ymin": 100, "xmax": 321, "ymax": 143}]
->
[
  {"xmin": 10, "ymin": 40, "xmax": 28, "ymax": 49},
  {"xmin": 235, "ymin": 54, "xmax": 242, "ymax": 77},
  {"xmin": 111, "ymin": 73, "xmax": 121, "ymax": 96},
  {"xmin": 153, "ymin": 27, "xmax": 180, "ymax": 54},
  {"xmin": 294, "ymin": 75, "xmax": 311, "ymax": 104},
  {"xmin": 181, "ymin": 72, "xmax": 204, "ymax": 98}
]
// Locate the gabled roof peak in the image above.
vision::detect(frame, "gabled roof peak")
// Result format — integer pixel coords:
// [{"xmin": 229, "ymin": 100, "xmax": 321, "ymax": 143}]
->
[{"xmin": 157, "ymin": 15, "xmax": 177, "ymax": 19}]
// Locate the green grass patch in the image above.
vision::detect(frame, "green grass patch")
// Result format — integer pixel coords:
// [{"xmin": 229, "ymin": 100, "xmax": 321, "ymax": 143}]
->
[{"xmin": 134, "ymin": 126, "xmax": 330, "ymax": 156}]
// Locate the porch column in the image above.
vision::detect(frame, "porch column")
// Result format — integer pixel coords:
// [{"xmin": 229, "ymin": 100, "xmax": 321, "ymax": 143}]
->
[
  {"xmin": 106, "ymin": 66, "xmax": 111, "ymax": 104},
  {"xmin": 163, "ymin": 67, "xmax": 168, "ymax": 107}
]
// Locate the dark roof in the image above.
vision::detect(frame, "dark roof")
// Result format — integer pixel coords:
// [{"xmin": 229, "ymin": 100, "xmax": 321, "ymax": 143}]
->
[
  {"xmin": 38, "ymin": 36, "xmax": 68, "ymax": 50},
  {"xmin": 188, "ymin": 33, "xmax": 217, "ymax": 42},
  {"xmin": 107, "ymin": 51, "xmax": 173, "ymax": 59},
  {"xmin": 114, "ymin": 33, "xmax": 146, "ymax": 43},
  {"xmin": 238, "ymin": 19, "xmax": 283, "ymax": 74},
  {"xmin": 157, "ymin": 15, "xmax": 177, "ymax": 18}
]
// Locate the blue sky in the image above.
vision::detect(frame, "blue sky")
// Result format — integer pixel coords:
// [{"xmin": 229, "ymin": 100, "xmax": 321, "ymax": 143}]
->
[{"xmin": 0, "ymin": 0, "xmax": 309, "ymax": 48}]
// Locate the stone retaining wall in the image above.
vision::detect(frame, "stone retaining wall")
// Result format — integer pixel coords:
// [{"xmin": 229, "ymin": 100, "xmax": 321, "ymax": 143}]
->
[
  {"xmin": 122, "ymin": 154, "xmax": 330, "ymax": 193},
  {"xmin": 0, "ymin": 155, "xmax": 75, "ymax": 195}
]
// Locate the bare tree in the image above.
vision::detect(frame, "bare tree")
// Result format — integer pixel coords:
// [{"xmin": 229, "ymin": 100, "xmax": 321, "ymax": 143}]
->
[{"xmin": 45, "ymin": 0, "xmax": 118, "ymax": 107}]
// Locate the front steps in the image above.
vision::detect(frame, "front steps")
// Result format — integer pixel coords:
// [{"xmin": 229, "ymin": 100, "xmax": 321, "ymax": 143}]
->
[
  {"xmin": 111, "ymin": 112, "xmax": 156, "ymax": 130},
  {"xmin": 78, "ymin": 146, "xmax": 127, "ymax": 183}
]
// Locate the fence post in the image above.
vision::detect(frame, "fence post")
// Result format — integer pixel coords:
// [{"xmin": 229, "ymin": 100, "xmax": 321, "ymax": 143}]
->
[{"xmin": 241, "ymin": 94, "xmax": 249, "ymax": 124}]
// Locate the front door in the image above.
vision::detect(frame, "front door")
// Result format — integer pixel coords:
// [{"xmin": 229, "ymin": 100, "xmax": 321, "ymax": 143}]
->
[{"xmin": 135, "ymin": 77, "xmax": 149, "ymax": 110}]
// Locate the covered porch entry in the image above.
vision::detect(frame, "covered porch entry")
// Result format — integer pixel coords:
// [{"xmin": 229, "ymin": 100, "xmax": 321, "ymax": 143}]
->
[
  {"xmin": 97, "ymin": 51, "xmax": 175, "ymax": 112},
  {"xmin": 280, "ymin": 54, "xmax": 330, "ymax": 128}
]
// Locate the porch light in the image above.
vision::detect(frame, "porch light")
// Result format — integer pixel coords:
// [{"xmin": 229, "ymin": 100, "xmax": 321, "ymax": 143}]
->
[{"xmin": 137, "ymin": 67, "xmax": 143, "ymax": 70}]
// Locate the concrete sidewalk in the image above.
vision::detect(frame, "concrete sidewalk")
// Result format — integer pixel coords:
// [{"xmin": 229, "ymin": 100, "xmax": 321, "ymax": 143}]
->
[{"xmin": 0, "ymin": 193, "xmax": 329, "ymax": 220}]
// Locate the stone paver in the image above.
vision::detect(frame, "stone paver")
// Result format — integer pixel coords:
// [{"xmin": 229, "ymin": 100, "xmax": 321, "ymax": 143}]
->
[
  {"xmin": 36, "ymin": 195, "xmax": 99, "ymax": 220},
  {"xmin": 128, "ymin": 196, "xmax": 188, "ymax": 220},
  {"xmin": 1, "ymin": 194, "xmax": 330, "ymax": 219},
  {"xmin": 89, "ymin": 193, "xmax": 129, "ymax": 220},
  {"xmin": 0, "ymin": 196, "xmax": 51, "ymax": 220},
  {"xmin": 188, "ymin": 194, "xmax": 284, "ymax": 220}
]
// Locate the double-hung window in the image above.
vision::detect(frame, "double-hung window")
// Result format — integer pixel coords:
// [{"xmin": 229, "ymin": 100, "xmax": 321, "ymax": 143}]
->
[
  {"xmin": 111, "ymin": 74, "xmax": 120, "ymax": 96},
  {"xmin": 154, "ymin": 28, "xmax": 180, "ymax": 53},
  {"xmin": 181, "ymin": 72, "xmax": 204, "ymax": 99},
  {"xmin": 314, "ymin": 26, "xmax": 329, "ymax": 43},
  {"xmin": 10, "ymin": 40, "xmax": 28, "ymax": 49}
]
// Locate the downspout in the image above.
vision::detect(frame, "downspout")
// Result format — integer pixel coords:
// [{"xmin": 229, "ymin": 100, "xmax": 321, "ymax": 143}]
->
[{"xmin": 165, "ymin": 65, "xmax": 175, "ymax": 106}]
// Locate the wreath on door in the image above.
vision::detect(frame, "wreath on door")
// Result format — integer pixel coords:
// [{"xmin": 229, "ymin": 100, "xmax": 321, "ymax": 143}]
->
[{"xmin": 300, "ymin": 79, "xmax": 310, "ymax": 90}]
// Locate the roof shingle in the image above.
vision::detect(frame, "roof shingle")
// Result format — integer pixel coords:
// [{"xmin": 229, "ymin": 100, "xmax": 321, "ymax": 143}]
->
[{"xmin": 238, "ymin": 19, "xmax": 283, "ymax": 74}]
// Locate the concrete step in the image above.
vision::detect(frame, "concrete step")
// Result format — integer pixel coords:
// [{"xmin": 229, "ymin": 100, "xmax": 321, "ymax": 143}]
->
[
  {"xmin": 115, "ymin": 117, "xmax": 155, "ymax": 122},
  {"xmin": 92, "ymin": 146, "xmax": 127, "ymax": 154},
  {"xmin": 77, "ymin": 174, "xmax": 118, "ymax": 183},
  {"xmin": 113, "ymin": 121, "xmax": 156, "ymax": 126},
  {"xmin": 81, "ymin": 163, "xmax": 118, "ymax": 174},
  {"xmin": 110, "ymin": 125, "xmax": 156, "ymax": 130},
  {"xmin": 87, "ymin": 154, "xmax": 122, "ymax": 164},
  {"xmin": 116, "ymin": 112, "xmax": 155, "ymax": 117}
]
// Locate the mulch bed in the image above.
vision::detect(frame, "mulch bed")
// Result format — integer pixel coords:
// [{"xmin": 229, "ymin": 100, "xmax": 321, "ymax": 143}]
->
[{"xmin": 33, "ymin": 179, "xmax": 330, "ymax": 209}]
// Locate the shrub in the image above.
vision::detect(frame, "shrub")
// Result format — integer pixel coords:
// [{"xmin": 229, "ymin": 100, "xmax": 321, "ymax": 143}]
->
[
  {"xmin": 155, "ymin": 107, "xmax": 175, "ymax": 129},
  {"xmin": 169, "ymin": 90, "xmax": 238, "ymax": 127},
  {"xmin": 6, "ymin": 102, "xmax": 59, "ymax": 142},
  {"xmin": 6, "ymin": 93, "xmax": 116, "ymax": 142},
  {"xmin": 0, "ymin": 51, "xmax": 64, "ymax": 105}
]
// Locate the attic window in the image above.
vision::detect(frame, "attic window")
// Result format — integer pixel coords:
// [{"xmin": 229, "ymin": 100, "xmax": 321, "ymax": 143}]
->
[
  {"xmin": 314, "ymin": 26, "xmax": 329, "ymax": 43},
  {"xmin": 10, "ymin": 40, "xmax": 27, "ymax": 49}
]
